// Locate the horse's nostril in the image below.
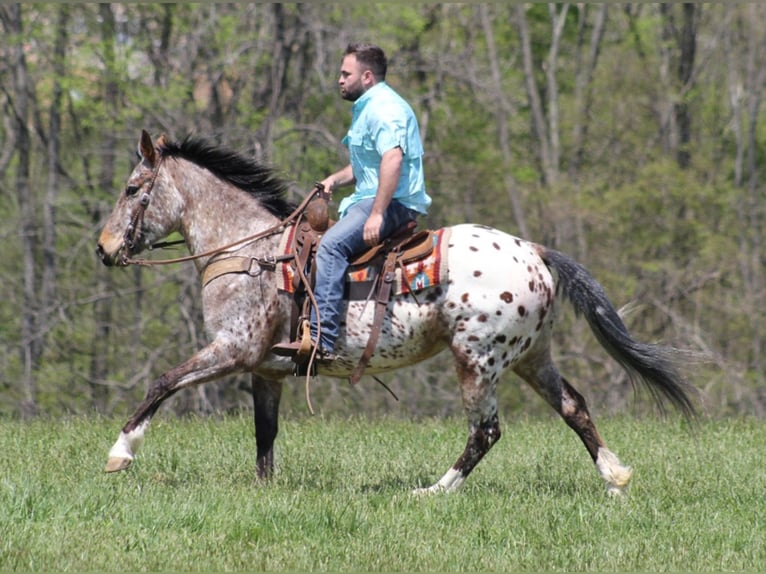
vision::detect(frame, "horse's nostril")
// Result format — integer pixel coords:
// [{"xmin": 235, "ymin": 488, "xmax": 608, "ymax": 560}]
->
[{"xmin": 96, "ymin": 244, "xmax": 113, "ymax": 266}]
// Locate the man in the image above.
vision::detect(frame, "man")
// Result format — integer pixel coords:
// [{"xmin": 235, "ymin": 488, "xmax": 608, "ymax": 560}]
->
[{"xmin": 273, "ymin": 42, "xmax": 431, "ymax": 361}]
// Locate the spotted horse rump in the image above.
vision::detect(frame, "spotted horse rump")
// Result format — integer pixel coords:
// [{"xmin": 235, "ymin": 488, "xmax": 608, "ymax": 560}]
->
[{"xmin": 96, "ymin": 131, "xmax": 699, "ymax": 497}]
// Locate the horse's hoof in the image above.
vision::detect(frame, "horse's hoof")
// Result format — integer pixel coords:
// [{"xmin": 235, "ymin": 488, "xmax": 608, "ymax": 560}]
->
[{"xmin": 105, "ymin": 457, "xmax": 132, "ymax": 473}]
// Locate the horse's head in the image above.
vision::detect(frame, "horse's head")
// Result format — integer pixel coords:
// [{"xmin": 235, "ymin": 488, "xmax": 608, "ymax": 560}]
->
[{"xmin": 97, "ymin": 130, "xmax": 178, "ymax": 266}]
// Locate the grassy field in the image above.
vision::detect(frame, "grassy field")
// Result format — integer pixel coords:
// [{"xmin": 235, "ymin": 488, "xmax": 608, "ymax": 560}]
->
[{"xmin": 0, "ymin": 413, "xmax": 764, "ymax": 571}]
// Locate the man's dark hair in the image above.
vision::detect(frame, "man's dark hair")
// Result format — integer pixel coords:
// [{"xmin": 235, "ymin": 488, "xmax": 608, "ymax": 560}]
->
[{"xmin": 344, "ymin": 43, "xmax": 387, "ymax": 81}]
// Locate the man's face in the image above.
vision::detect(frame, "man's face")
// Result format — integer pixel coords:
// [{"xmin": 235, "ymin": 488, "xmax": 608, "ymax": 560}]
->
[{"xmin": 338, "ymin": 54, "xmax": 371, "ymax": 102}]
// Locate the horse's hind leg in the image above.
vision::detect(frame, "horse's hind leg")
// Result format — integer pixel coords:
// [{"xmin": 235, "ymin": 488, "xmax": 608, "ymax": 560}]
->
[
  {"xmin": 414, "ymin": 352, "xmax": 501, "ymax": 495},
  {"xmin": 251, "ymin": 374, "xmax": 282, "ymax": 480},
  {"xmin": 514, "ymin": 354, "xmax": 633, "ymax": 496}
]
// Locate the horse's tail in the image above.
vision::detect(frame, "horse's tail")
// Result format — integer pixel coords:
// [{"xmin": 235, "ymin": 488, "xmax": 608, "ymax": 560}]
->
[{"xmin": 540, "ymin": 247, "xmax": 698, "ymax": 421}]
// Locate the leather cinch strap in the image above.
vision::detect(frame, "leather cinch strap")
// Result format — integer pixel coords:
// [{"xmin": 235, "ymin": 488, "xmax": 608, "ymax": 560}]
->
[{"xmin": 349, "ymin": 249, "xmax": 400, "ymax": 384}]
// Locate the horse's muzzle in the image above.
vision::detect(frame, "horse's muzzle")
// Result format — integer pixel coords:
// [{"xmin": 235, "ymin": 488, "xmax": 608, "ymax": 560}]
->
[
  {"xmin": 96, "ymin": 242, "xmax": 129, "ymax": 267},
  {"xmin": 96, "ymin": 243, "xmax": 115, "ymax": 266},
  {"xmin": 96, "ymin": 227, "xmax": 132, "ymax": 267}
]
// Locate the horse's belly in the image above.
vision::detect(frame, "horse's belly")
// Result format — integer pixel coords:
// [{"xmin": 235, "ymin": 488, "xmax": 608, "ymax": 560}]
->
[{"xmin": 340, "ymin": 296, "xmax": 448, "ymax": 369}]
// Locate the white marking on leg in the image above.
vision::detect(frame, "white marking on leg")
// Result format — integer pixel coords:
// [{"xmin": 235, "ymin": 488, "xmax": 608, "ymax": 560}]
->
[
  {"xmin": 412, "ymin": 467, "xmax": 465, "ymax": 495},
  {"xmin": 108, "ymin": 420, "xmax": 150, "ymax": 461},
  {"xmin": 596, "ymin": 447, "xmax": 633, "ymax": 496}
]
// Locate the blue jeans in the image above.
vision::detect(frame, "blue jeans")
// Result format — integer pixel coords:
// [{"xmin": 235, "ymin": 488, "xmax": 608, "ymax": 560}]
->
[{"xmin": 310, "ymin": 198, "xmax": 418, "ymax": 353}]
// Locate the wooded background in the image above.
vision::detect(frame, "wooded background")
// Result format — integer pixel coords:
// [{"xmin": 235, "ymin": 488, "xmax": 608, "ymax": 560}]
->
[{"xmin": 1, "ymin": 3, "xmax": 763, "ymax": 420}]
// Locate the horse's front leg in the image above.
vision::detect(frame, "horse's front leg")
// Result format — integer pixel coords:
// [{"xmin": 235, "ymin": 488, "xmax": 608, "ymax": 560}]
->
[
  {"xmin": 251, "ymin": 374, "xmax": 283, "ymax": 480},
  {"xmin": 105, "ymin": 341, "xmax": 240, "ymax": 472}
]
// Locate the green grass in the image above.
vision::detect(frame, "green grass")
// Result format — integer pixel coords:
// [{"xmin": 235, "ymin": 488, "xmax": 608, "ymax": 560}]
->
[{"xmin": 0, "ymin": 414, "xmax": 764, "ymax": 571}]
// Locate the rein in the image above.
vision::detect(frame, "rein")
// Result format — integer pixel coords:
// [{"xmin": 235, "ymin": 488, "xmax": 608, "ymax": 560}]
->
[{"xmin": 122, "ymin": 182, "xmax": 323, "ymax": 268}]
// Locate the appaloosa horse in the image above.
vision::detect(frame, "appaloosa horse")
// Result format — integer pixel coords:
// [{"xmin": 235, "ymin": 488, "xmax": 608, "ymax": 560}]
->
[{"xmin": 97, "ymin": 130, "xmax": 697, "ymax": 495}]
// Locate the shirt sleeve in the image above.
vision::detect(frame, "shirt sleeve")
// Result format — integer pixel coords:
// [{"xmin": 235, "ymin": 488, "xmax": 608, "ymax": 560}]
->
[{"xmin": 369, "ymin": 101, "xmax": 408, "ymax": 157}]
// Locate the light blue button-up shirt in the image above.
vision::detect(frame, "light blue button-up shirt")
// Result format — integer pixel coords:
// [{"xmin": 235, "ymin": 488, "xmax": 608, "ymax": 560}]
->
[{"xmin": 338, "ymin": 82, "xmax": 432, "ymax": 218}]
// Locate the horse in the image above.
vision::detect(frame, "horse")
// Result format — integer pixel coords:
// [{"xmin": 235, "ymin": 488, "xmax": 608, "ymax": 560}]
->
[{"xmin": 96, "ymin": 130, "xmax": 697, "ymax": 495}]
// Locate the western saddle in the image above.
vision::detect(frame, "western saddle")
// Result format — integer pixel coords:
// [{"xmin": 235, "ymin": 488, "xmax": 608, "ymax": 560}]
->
[{"xmin": 285, "ymin": 186, "xmax": 434, "ymax": 382}]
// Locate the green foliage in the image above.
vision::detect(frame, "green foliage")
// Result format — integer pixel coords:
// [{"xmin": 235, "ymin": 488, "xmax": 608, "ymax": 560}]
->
[
  {"xmin": 0, "ymin": 4, "xmax": 763, "ymax": 418},
  {"xmin": 0, "ymin": 415, "xmax": 764, "ymax": 571}
]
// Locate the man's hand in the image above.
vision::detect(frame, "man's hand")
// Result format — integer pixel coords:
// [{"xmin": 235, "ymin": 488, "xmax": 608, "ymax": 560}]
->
[
  {"xmin": 363, "ymin": 212, "xmax": 384, "ymax": 245},
  {"xmin": 320, "ymin": 164, "xmax": 355, "ymax": 199},
  {"xmin": 364, "ymin": 147, "xmax": 403, "ymax": 245}
]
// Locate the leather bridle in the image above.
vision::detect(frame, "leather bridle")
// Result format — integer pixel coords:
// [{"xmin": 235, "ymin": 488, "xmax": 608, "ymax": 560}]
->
[{"xmin": 122, "ymin": 155, "xmax": 165, "ymax": 262}]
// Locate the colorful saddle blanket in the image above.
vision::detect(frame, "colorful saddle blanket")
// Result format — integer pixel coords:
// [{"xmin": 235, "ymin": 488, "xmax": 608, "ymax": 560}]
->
[{"xmin": 276, "ymin": 226, "xmax": 451, "ymax": 299}]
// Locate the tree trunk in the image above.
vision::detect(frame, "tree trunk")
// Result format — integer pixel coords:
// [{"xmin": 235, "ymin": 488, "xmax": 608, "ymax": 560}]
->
[
  {"xmin": 253, "ymin": 3, "xmax": 293, "ymax": 159},
  {"xmin": 660, "ymin": 3, "xmax": 698, "ymax": 169},
  {"xmin": 570, "ymin": 4, "xmax": 607, "ymax": 178},
  {"xmin": 479, "ymin": 4, "xmax": 528, "ymax": 238},
  {"xmin": 742, "ymin": 4, "xmax": 766, "ymax": 377},
  {"xmin": 544, "ymin": 2, "xmax": 569, "ymax": 187},
  {"xmin": 89, "ymin": 3, "xmax": 120, "ymax": 412},
  {"xmin": 40, "ymin": 5, "xmax": 69, "ymax": 374},
  {"xmin": 724, "ymin": 3, "xmax": 766, "ymax": 402},
  {"xmin": 675, "ymin": 3, "xmax": 697, "ymax": 169},
  {"xmin": 515, "ymin": 4, "xmax": 551, "ymax": 187},
  {"xmin": 570, "ymin": 4, "xmax": 608, "ymax": 260},
  {"xmin": 514, "ymin": 3, "xmax": 569, "ymax": 189},
  {"xmin": 2, "ymin": 5, "xmax": 38, "ymax": 418}
]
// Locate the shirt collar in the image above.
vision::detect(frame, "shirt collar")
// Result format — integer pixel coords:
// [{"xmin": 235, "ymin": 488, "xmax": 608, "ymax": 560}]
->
[{"xmin": 352, "ymin": 81, "xmax": 387, "ymax": 114}]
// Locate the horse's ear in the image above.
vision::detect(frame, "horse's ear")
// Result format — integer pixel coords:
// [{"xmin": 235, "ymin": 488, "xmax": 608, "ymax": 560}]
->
[
  {"xmin": 156, "ymin": 133, "xmax": 168, "ymax": 148},
  {"xmin": 139, "ymin": 129, "xmax": 157, "ymax": 166}
]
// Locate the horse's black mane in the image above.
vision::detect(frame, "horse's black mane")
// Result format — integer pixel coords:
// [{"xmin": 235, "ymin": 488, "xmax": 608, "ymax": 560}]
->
[{"xmin": 160, "ymin": 135, "xmax": 297, "ymax": 219}]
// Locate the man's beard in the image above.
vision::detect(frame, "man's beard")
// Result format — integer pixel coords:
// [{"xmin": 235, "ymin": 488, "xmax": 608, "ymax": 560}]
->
[{"xmin": 341, "ymin": 85, "xmax": 364, "ymax": 102}]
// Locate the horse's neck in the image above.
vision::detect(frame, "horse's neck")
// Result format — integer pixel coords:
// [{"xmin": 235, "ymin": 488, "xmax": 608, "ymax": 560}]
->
[{"xmin": 171, "ymin": 161, "xmax": 282, "ymax": 260}]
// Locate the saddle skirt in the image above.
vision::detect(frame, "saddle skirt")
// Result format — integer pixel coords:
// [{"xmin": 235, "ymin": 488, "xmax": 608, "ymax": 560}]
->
[{"xmin": 276, "ymin": 224, "xmax": 451, "ymax": 299}]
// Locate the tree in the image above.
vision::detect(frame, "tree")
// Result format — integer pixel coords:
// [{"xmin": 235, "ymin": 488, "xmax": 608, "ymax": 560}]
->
[
  {"xmin": 40, "ymin": 5, "xmax": 69, "ymax": 408},
  {"xmin": 725, "ymin": 3, "xmax": 766, "ymax": 382},
  {"xmin": 0, "ymin": 3, "xmax": 763, "ymax": 418},
  {"xmin": 660, "ymin": 3, "xmax": 699, "ymax": 169},
  {"xmin": 1, "ymin": 5, "xmax": 38, "ymax": 417}
]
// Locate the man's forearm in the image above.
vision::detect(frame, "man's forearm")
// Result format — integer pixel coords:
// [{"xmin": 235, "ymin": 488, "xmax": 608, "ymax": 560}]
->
[
  {"xmin": 323, "ymin": 165, "xmax": 355, "ymax": 193},
  {"xmin": 371, "ymin": 147, "xmax": 403, "ymax": 215}
]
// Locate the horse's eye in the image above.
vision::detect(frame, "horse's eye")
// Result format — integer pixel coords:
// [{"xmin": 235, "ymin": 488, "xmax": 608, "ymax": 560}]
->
[{"xmin": 126, "ymin": 185, "xmax": 140, "ymax": 197}]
